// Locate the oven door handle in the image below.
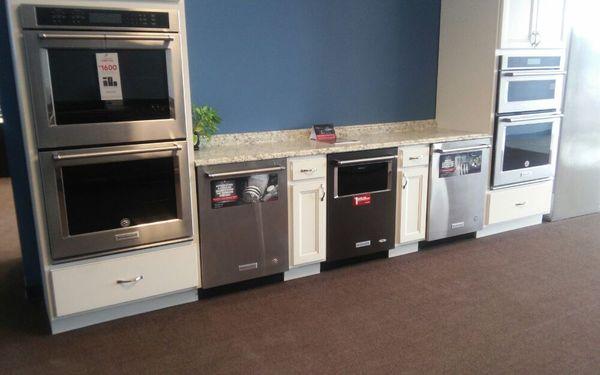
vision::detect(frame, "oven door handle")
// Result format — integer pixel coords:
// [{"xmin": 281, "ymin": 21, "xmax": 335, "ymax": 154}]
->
[
  {"xmin": 501, "ymin": 70, "xmax": 566, "ymax": 77},
  {"xmin": 205, "ymin": 166, "xmax": 285, "ymax": 179},
  {"xmin": 433, "ymin": 144, "xmax": 491, "ymax": 154},
  {"xmin": 52, "ymin": 144, "xmax": 182, "ymax": 161},
  {"xmin": 500, "ymin": 113, "xmax": 563, "ymax": 123},
  {"xmin": 38, "ymin": 33, "xmax": 174, "ymax": 42},
  {"xmin": 333, "ymin": 155, "xmax": 397, "ymax": 166}
]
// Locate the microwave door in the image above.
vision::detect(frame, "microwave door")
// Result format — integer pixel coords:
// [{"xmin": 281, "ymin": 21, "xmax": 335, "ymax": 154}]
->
[
  {"xmin": 24, "ymin": 31, "xmax": 185, "ymax": 149},
  {"xmin": 497, "ymin": 71, "xmax": 566, "ymax": 114}
]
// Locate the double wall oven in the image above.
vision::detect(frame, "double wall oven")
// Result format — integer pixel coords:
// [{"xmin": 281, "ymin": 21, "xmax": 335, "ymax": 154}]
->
[
  {"xmin": 21, "ymin": 5, "xmax": 192, "ymax": 261},
  {"xmin": 493, "ymin": 51, "xmax": 565, "ymax": 188}
]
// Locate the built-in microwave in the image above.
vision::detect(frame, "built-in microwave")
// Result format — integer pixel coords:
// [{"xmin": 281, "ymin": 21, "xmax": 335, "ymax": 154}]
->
[
  {"xmin": 21, "ymin": 6, "xmax": 185, "ymax": 149},
  {"xmin": 39, "ymin": 141, "xmax": 193, "ymax": 261},
  {"xmin": 497, "ymin": 52, "xmax": 566, "ymax": 114},
  {"xmin": 492, "ymin": 113, "xmax": 561, "ymax": 188}
]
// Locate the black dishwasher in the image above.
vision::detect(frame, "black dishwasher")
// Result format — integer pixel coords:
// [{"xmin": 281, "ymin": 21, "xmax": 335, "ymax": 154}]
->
[{"xmin": 327, "ymin": 148, "xmax": 397, "ymax": 261}]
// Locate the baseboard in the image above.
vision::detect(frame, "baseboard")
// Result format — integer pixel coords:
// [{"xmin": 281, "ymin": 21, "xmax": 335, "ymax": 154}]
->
[
  {"xmin": 388, "ymin": 242, "xmax": 419, "ymax": 258},
  {"xmin": 284, "ymin": 263, "xmax": 321, "ymax": 281},
  {"xmin": 50, "ymin": 288, "xmax": 198, "ymax": 334},
  {"xmin": 476, "ymin": 215, "xmax": 543, "ymax": 238}
]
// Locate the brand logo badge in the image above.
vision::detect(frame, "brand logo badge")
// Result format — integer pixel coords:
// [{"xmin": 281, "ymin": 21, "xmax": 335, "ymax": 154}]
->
[
  {"xmin": 524, "ymin": 160, "xmax": 530, "ymax": 167},
  {"xmin": 120, "ymin": 218, "xmax": 131, "ymax": 228},
  {"xmin": 353, "ymin": 193, "xmax": 371, "ymax": 207}
]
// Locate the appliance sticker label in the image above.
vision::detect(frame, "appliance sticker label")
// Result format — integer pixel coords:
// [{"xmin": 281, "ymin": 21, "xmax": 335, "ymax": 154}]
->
[
  {"xmin": 96, "ymin": 52, "xmax": 123, "ymax": 101},
  {"xmin": 439, "ymin": 151, "xmax": 482, "ymax": 178},
  {"xmin": 210, "ymin": 173, "xmax": 279, "ymax": 209},
  {"xmin": 352, "ymin": 193, "xmax": 371, "ymax": 207}
]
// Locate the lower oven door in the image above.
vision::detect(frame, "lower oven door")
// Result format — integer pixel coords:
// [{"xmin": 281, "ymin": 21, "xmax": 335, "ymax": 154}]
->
[
  {"xmin": 40, "ymin": 141, "xmax": 193, "ymax": 262},
  {"xmin": 327, "ymin": 149, "xmax": 397, "ymax": 261},
  {"xmin": 493, "ymin": 113, "xmax": 561, "ymax": 188}
]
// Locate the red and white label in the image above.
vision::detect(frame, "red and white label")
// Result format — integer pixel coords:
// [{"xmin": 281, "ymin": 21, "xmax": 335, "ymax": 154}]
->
[
  {"xmin": 352, "ymin": 193, "xmax": 371, "ymax": 207},
  {"xmin": 96, "ymin": 52, "xmax": 123, "ymax": 101}
]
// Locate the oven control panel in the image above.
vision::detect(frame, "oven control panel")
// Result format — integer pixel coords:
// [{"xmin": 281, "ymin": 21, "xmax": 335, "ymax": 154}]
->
[{"xmin": 35, "ymin": 7, "xmax": 170, "ymax": 29}]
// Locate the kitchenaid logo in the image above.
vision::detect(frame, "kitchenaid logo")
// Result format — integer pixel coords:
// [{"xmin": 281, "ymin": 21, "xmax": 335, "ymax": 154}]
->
[{"xmin": 352, "ymin": 193, "xmax": 371, "ymax": 207}]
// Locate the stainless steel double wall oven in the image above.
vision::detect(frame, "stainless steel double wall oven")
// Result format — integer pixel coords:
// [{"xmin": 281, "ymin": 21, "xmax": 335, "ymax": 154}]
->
[
  {"xmin": 21, "ymin": 5, "xmax": 192, "ymax": 261},
  {"xmin": 493, "ymin": 51, "xmax": 565, "ymax": 188}
]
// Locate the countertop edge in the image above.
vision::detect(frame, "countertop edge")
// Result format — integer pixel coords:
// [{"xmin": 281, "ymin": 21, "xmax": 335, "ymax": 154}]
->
[{"xmin": 194, "ymin": 132, "xmax": 491, "ymax": 166}]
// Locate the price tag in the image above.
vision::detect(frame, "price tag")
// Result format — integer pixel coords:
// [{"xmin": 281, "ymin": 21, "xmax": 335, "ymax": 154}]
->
[{"xmin": 96, "ymin": 53, "xmax": 123, "ymax": 101}]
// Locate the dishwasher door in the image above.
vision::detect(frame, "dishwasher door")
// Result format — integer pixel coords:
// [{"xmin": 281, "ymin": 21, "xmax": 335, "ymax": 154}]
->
[
  {"xmin": 197, "ymin": 159, "xmax": 289, "ymax": 288},
  {"xmin": 427, "ymin": 140, "xmax": 491, "ymax": 241}
]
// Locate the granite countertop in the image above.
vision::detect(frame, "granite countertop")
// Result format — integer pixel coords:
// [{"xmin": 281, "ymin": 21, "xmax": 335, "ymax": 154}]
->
[{"xmin": 194, "ymin": 121, "xmax": 491, "ymax": 166}]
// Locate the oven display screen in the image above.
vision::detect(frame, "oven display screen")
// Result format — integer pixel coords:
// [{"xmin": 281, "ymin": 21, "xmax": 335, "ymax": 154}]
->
[
  {"xmin": 439, "ymin": 151, "xmax": 482, "ymax": 178},
  {"xmin": 89, "ymin": 12, "xmax": 122, "ymax": 24}
]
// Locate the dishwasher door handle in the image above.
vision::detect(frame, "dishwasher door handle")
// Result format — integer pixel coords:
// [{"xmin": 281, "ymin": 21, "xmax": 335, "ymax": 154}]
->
[
  {"xmin": 205, "ymin": 166, "xmax": 285, "ymax": 178},
  {"xmin": 333, "ymin": 155, "xmax": 397, "ymax": 165},
  {"xmin": 433, "ymin": 144, "xmax": 491, "ymax": 154}
]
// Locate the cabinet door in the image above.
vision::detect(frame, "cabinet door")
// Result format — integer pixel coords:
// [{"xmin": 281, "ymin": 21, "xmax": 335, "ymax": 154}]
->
[
  {"xmin": 535, "ymin": 0, "xmax": 566, "ymax": 48},
  {"xmin": 397, "ymin": 166, "xmax": 429, "ymax": 244},
  {"xmin": 290, "ymin": 179, "xmax": 326, "ymax": 266},
  {"xmin": 501, "ymin": 0, "xmax": 537, "ymax": 48}
]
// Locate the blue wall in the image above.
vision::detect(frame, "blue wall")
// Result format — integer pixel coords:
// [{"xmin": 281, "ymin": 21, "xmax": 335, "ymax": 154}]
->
[{"xmin": 186, "ymin": 0, "xmax": 441, "ymax": 134}]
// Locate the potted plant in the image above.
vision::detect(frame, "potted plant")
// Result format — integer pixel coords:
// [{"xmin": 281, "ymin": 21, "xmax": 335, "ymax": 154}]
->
[{"xmin": 192, "ymin": 105, "xmax": 221, "ymax": 149}]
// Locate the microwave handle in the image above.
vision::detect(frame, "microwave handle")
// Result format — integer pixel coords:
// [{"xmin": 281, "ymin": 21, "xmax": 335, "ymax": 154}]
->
[
  {"xmin": 500, "ymin": 113, "xmax": 564, "ymax": 123},
  {"xmin": 38, "ymin": 33, "xmax": 174, "ymax": 42},
  {"xmin": 52, "ymin": 144, "xmax": 182, "ymax": 161},
  {"xmin": 501, "ymin": 71, "xmax": 566, "ymax": 77}
]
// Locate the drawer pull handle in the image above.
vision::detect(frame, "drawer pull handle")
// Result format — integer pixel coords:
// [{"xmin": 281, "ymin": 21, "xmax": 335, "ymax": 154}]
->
[
  {"xmin": 300, "ymin": 168, "xmax": 317, "ymax": 173},
  {"xmin": 320, "ymin": 183, "xmax": 326, "ymax": 201},
  {"xmin": 116, "ymin": 275, "xmax": 144, "ymax": 285},
  {"xmin": 408, "ymin": 156, "xmax": 423, "ymax": 160},
  {"xmin": 515, "ymin": 202, "xmax": 527, "ymax": 207}
]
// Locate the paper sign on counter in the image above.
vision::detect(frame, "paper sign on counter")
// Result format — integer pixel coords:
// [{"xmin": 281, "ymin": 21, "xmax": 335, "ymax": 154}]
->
[{"xmin": 96, "ymin": 52, "xmax": 123, "ymax": 101}]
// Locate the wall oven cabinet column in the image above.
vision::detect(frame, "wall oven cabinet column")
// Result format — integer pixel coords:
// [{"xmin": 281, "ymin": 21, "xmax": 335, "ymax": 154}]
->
[
  {"xmin": 395, "ymin": 146, "xmax": 429, "ymax": 246},
  {"xmin": 286, "ymin": 156, "xmax": 327, "ymax": 276}
]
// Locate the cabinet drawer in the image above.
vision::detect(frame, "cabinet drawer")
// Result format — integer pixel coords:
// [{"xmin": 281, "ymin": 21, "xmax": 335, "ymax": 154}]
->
[
  {"xmin": 289, "ymin": 156, "xmax": 326, "ymax": 181},
  {"xmin": 50, "ymin": 244, "xmax": 198, "ymax": 317},
  {"xmin": 486, "ymin": 181, "xmax": 553, "ymax": 225},
  {"xmin": 400, "ymin": 145, "xmax": 430, "ymax": 167}
]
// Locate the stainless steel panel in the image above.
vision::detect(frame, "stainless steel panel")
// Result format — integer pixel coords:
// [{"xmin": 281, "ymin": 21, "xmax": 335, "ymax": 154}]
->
[
  {"xmin": 492, "ymin": 114, "xmax": 561, "ymax": 188},
  {"xmin": 549, "ymin": 24, "xmax": 600, "ymax": 220},
  {"xmin": 197, "ymin": 159, "xmax": 289, "ymax": 289},
  {"xmin": 20, "ymin": 5, "xmax": 180, "ymax": 33},
  {"xmin": 39, "ymin": 141, "xmax": 193, "ymax": 261},
  {"xmin": 427, "ymin": 139, "xmax": 490, "ymax": 241},
  {"xmin": 23, "ymin": 30, "xmax": 186, "ymax": 149}
]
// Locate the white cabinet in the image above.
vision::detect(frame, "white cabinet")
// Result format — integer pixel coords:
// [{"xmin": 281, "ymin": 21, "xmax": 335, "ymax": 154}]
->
[
  {"xmin": 288, "ymin": 156, "xmax": 326, "ymax": 267},
  {"xmin": 500, "ymin": 0, "xmax": 567, "ymax": 49},
  {"xmin": 396, "ymin": 146, "xmax": 429, "ymax": 245},
  {"xmin": 486, "ymin": 180, "xmax": 553, "ymax": 225}
]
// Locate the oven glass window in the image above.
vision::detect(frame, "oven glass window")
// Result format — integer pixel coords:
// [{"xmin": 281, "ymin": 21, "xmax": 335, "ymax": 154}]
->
[
  {"xmin": 508, "ymin": 80, "xmax": 556, "ymax": 102},
  {"xmin": 337, "ymin": 162, "xmax": 389, "ymax": 196},
  {"xmin": 503, "ymin": 123, "xmax": 552, "ymax": 171},
  {"xmin": 61, "ymin": 157, "xmax": 178, "ymax": 235},
  {"xmin": 48, "ymin": 49, "xmax": 171, "ymax": 125}
]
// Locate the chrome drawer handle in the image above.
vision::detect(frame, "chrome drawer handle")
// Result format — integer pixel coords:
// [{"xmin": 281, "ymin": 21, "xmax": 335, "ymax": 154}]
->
[
  {"xmin": 515, "ymin": 202, "xmax": 527, "ymax": 207},
  {"xmin": 116, "ymin": 275, "xmax": 143, "ymax": 285},
  {"xmin": 320, "ymin": 183, "xmax": 326, "ymax": 201},
  {"xmin": 300, "ymin": 168, "xmax": 317, "ymax": 173},
  {"xmin": 408, "ymin": 156, "xmax": 423, "ymax": 160}
]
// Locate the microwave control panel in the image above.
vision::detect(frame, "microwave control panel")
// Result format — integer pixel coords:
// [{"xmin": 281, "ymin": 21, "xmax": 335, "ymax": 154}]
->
[{"xmin": 35, "ymin": 7, "xmax": 170, "ymax": 29}]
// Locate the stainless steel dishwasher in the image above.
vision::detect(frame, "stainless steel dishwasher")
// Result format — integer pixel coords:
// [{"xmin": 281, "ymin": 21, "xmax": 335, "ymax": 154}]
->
[
  {"xmin": 197, "ymin": 159, "xmax": 289, "ymax": 288},
  {"xmin": 427, "ymin": 139, "xmax": 491, "ymax": 241}
]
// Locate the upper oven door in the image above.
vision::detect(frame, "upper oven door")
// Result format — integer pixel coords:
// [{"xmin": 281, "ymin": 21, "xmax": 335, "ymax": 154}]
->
[
  {"xmin": 24, "ymin": 30, "xmax": 185, "ymax": 149},
  {"xmin": 39, "ymin": 141, "xmax": 193, "ymax": 262},
  {"xmin": 493, "ymin": 113, "xmax": 562, "ymax": 188},
  {"xmin": 333, "ymin": 156, "xmax": 395, "ymax": 198},
  {"xmin": 497, "ymin": 70, "xmax": 566, "ymax": 114}
]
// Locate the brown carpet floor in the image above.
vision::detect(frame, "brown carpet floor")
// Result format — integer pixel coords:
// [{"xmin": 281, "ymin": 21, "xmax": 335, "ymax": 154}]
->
[{"xmin": 1, "ymin": 177, "xmax": 599, "ymax": 374}]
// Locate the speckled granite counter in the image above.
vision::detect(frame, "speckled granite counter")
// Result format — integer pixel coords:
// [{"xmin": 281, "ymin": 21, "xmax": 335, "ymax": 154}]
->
[{"xmin": 194, "ymin": 120, "xmax": 490, "ymax": 166}]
